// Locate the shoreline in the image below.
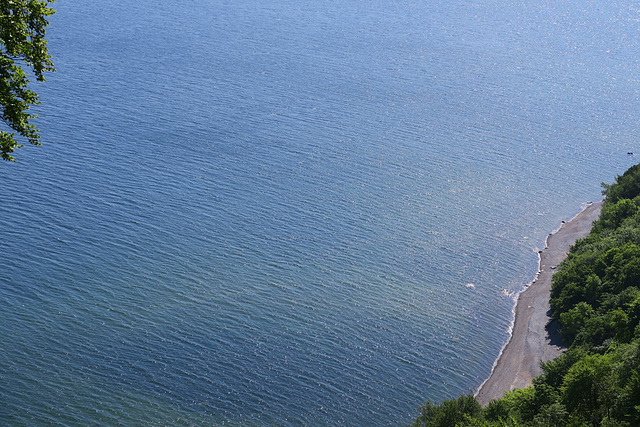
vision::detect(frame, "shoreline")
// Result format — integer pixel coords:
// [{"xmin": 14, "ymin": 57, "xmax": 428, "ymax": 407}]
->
[{"xmin": 475, "ymin": 200, "xmax": 604, "ymax": 406}]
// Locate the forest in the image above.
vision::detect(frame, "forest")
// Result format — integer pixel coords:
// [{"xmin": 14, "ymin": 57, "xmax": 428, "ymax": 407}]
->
[{"xmin": 412, "ymin": 164, "xmax": 640, "ymax": 426}]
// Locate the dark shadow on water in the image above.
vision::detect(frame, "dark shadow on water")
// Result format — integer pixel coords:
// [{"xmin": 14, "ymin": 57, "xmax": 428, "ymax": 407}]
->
[{"xmin": 545, "ymin": 309, "xmax": 566, "ymax": 348}]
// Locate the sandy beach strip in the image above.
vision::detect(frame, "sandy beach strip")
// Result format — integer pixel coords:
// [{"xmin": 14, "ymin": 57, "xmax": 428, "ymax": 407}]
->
[{"xmin": 475, "ymin": 201, "xmax": 603, "ymax": 406}]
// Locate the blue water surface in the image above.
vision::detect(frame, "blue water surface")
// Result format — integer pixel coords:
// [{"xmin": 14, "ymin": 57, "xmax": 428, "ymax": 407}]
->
[{"xmin": 1, "ymin": 0, "xmax": 639, "ymax": 425}]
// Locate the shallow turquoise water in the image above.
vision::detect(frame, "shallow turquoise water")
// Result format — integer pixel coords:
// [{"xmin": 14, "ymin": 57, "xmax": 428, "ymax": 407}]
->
[{"xmin": 1, "ymin": 0, "xmax": 638, "ymax": 425}]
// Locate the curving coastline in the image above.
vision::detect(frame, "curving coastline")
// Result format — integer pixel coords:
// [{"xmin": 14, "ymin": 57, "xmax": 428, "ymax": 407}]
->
[{"xmin": 475, "ymin": 201, "xmax": 603, "ymax": 406}]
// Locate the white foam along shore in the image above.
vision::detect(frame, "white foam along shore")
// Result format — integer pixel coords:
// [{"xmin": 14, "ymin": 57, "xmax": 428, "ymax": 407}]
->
[{"xmin": 475, "ymin": 201, "xmax": 604, "ymax": 406}]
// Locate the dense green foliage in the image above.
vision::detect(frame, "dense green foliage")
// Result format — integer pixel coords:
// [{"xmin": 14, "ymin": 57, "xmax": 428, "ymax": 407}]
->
[
  {"xmin": 0, "ymin": 0, "xmax": 55, "ymax": 161},
  {"xmin": 411, "ymin": 165, "xmax": 640, "ymax": 426}
]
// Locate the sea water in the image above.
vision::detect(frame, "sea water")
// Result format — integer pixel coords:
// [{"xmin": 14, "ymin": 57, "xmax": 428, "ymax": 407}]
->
[{"xmin": 1, "ymin": 0, "xmax": 638, "ymax": 425}]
